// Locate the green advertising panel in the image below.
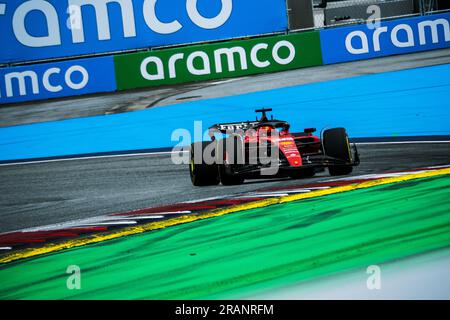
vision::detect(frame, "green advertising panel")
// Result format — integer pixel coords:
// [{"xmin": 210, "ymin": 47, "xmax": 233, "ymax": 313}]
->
[{"xmin": 114, "ymin": 32, "xmax": 323, "ymax": 90}]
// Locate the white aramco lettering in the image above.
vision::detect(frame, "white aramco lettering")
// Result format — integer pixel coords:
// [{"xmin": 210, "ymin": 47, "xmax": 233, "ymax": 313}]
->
[
  {"xmin": 346, "ymin": 18, "xmax": 450, "ymax": 55},
  {"xmin": 65, "ymin": 65, "xmax": 89, "ymax": 90},
  {"xmin": 418, "ymin": 19, "xmax": 450, "ymax": 45},
  {"xmin": 345, "ymin": 30, "xmax": 369, "ymax": 54},
  {"xmin": 168, "ymin": 53, "xmax": 185, "ymax": 79},
  {"xmin": 143, "ymin": 0, "xmax": 181, "ymax": 34},
  {"xmin": 187, "ymin": 51, "xmax": 211, "ymax": 76},
  {"xmin": 13, "ymin": 0, "xmax": 61, "ymax": 47},
  {"xmin": 186, "ymin": 0, "xmax": 232, "ymax": 30},
  {"xmin": 272, "ymin": 41, "xmax": 296, "ymax": 65},
  {"xmin": 141, "ymin": 56, "xmax": 165, "ymax": 80},
  {"xmin": 43, "ymin": 68, "xmax": 63, "ymax": 93},
  {"xmin": 139, "ymin": 40, "xmax": 297, "ymax": 81},
  {"xmin": 391, "ymin": 24, "xmax": 415, "ymax": 48},
  {"xmin": 3, "ymin": 66, "xmax": 89, "ymax": 98},
  {"xmin": 250, "ymin": 43, "xmax": 270, "ymax": 68},
  {"xmin": 0, "ymin": 3, "xmax": 6, "ymax": 15},
  {"xmin": 68, "ymin": 0, "xmax": 136, "ymax": 43},
  {"xmin": 9, "ymin": 0, "xmax": 235, "ymax": 48},
  {"xmin": 5, "ymin": 71, "xmax": 39, "ymax": 97},
  {"xmin": 214, "ymin": 47, "xmax": 248, "ymax": 73}
]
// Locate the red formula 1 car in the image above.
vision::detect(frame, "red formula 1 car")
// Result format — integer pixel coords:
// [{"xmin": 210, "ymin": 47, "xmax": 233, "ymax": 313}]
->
[{"xmin": 189, "ymin": 109, "xmax": 359, "ymax": 186}]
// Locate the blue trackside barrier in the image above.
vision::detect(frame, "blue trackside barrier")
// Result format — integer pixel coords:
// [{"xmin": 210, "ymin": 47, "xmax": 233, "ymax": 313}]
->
[
  {"xmin": 0, "ymin": 56, "xmax": 117, "ymax": 104},
  {"xmin": 320, "ymin": 12, "xmax": 450, "ymax": 64},
  {"xmin": 0, "ymin": 0, "xmax": 288, "ymax": 64}
]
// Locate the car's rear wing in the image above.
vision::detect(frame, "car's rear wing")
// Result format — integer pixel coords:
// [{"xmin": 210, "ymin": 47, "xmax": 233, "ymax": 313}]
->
[{"xmin": 209, "ymin": 122, "xmax": 259, "ymax": 134}]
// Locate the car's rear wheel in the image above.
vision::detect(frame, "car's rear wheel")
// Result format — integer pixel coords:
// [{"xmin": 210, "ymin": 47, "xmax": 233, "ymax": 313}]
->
[
  {"xmin": 189, "ymin": 142, "xmax": 220, "ymax": 186},
  {"xmin": 218, "ymin": 137, "xmax": 245, "ymax": 186},
  {"xmin": 323, "ymin": 128, "xmax": 353, "ymax": 176},
  {"xmin": 219, "ymin": 165, "xmax": 245, "ymax": 185}
]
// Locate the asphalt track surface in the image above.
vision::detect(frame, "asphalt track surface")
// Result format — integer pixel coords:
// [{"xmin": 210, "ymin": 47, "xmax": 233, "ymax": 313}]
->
[
  {"xmin": 1, "ymin": 142, "xmax": 449, "ymax": 234},
  {"xmin": 0, "ymin": 49, "xmax": 449, "ymax": 234}
]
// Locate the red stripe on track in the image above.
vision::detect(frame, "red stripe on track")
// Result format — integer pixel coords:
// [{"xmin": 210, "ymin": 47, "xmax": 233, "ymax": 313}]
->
[
  {"xmin": 258, "ymin": 179, "xmax": 371, "ymax": 192},
  {"xmin": 0, "ymin": 227, "xmax": 108, "ymax": 246},
  {"xmin": 114, "ymin": 198, "xmax": 266, "ymax": 216}
]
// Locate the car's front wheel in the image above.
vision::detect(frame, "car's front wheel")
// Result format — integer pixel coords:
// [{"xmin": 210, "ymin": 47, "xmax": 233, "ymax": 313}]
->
[{"xmin": 323, "ymin": 128, "xmax": 353, "ymax": 176}]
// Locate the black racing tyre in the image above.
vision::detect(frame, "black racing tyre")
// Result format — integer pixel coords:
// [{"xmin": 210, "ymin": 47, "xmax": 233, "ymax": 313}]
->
[
  {"xmin": 189, "ymin": 142, "xmax": 220, "ymax": 186},
  {"xmin": 289, "ymin": 168, "xmax": 316, "ymax": 179},
  {"xmin": 328, "ymin": 165, "xmax": 353, "ymax": 176},
  {"xmin": 323, "ymin": 128, "xmax": 353, "ymax": 176},
  {"xmin": 217, "ymin": 137, "xmax": 245, "ymax": 186},
  {"xmin": 219, "ymin": 165, "xmax": 245, "ymax": 185}
]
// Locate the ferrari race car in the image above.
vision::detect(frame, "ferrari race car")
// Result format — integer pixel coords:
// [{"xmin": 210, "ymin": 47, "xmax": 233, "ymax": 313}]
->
[{"xmin": 189, "ymin": 109, "xmax": 359, "ymax": 186}]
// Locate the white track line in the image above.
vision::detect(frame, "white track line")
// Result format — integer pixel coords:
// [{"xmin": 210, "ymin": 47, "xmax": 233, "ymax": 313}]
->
[
  {"xmin": 239, "ymin": 193, "xmax": 290, "ymax": 198},
  {"xmin": 0, "ymin": 151, "xmax": 189, "ymax": 167},
  {"xmin": 356, "ymin": 141, "xmax": 450, "ymax": 145},
  {"xmin": 210, "ymin": 78, "xmax": 243, "ymax": 85},
  {"xmin": 94, "ymin": 215, "xmax": 166, "ymax": 221},
  {"xmin": 1, "ymin": 140, "xmax": 449, "ymax": 167},
  {"xmin": 126, "ymin": 215, "xmax": 166, "ymax": 219},
  {"xmin": 5, "ymin": 212, "xmax": 190, "ymax": 234},
  {"xmin": 18, "ymin": 216, "xmax": 166, "ymax": 232},
  {"xmin": 301, "ymin": 187, "xmax": 331, "ymax": 190},
  {"xmin": 183, "ymin": 197, "xmax": 229, "ymax": 203},
  {"xmin": 330, "ymin": 170, "xmax": 433, "ymax": 181},
  {"xmin": 244, "ymin": 190, "xmax": 312, "ymax": 195},
  {"xmin": 427, "ymin": 165, "xmax": 450, "ymax": 169},
  {"xmin": 72, "ymin": 221, "xmax": 138, "ymax": 227},
  {"xmin": 115, "ymin": 211, "xmax": 191, "ymax": 216}
]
